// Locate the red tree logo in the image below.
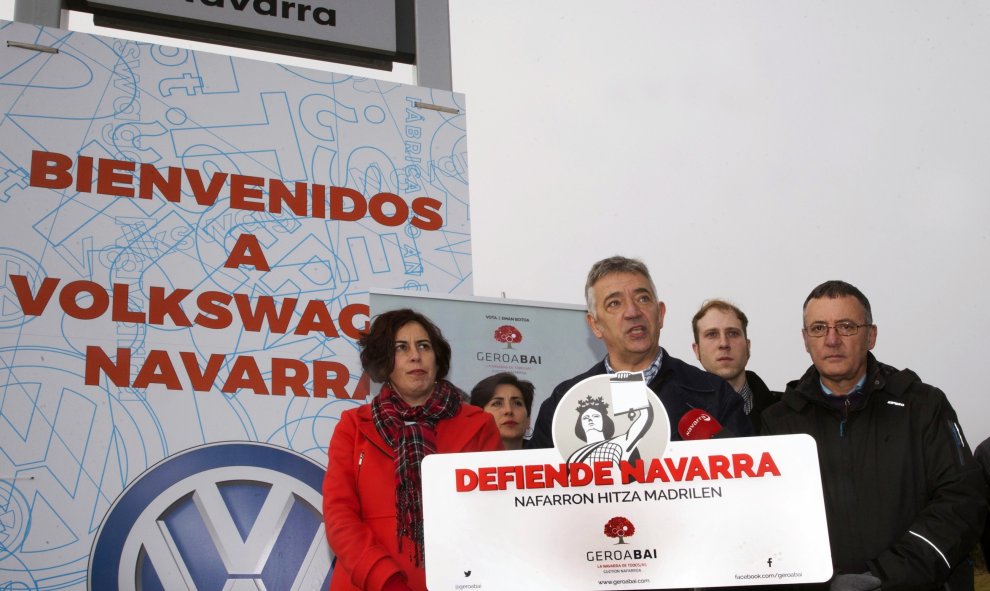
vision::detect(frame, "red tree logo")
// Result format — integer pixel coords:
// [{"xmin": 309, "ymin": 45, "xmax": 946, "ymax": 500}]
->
[
  {"xmin": 493, "ymin": 325, "xmax": 522, "ymax": 349},
  {"xmin": 603, "ymin": 516, "xmax": 636, "ymax": 545}
]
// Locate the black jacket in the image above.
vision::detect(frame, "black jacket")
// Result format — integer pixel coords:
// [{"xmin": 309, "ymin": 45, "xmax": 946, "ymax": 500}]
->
[
  {"xmin": 745, "ymin": 369, "xmax": 778, "ymax": 433},
  {"xmin": 529, "ymin": 349, "xmax": 754, "ymax": 449},
  {"xmin": 762, "ymin": 354, "xmax": 987, "ymax": 591},
  {"xmin": 974, "ymin": 437, "xmax": 990, "ymax": 570}
]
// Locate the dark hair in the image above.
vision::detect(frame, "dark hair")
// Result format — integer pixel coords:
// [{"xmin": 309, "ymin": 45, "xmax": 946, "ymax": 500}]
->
[
  {"xmin": 358, "ymin": 308, "xmax": 451, "ymax": 382},
  {"xmin": 803, "ymin": 280, "xmax": 873, "ymax": 324},
  {"xmin": 585, "ymin": 256, "xmax": 657, "ymax": 313},
  {"xmin": 574, "ymin": 398, "xmax": 615, "ymax": 442},
  {"xmin": 470, "ymin": 372, "xmax": 535, "ymax": 415},
  {"xmin": 692, "ymin": 299, "xmax": 749, "ymax": 343}
]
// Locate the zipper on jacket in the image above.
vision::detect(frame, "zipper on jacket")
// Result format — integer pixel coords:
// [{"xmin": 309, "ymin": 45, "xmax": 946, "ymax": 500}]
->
[
  {"xmin": 358, "ymin": 451, "xmax": 364, "ymax": 476},
  {"xmin": 839, "ymin": 398, "xmax": 851, "ymax": 438}
]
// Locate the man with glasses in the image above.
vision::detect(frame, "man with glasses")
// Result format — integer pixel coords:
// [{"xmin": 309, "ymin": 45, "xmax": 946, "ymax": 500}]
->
[{"xmin": 762, "ymin": 280, "xmax": 986, "ymax": 591}]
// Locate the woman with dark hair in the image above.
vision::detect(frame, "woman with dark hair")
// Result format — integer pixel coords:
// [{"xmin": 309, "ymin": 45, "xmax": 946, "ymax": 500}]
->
[
  {"xmin": 567, "ymin": 395, "xmax": 651, "ymax": 467},
  {"xmin": 469, "ymin": 372, "xmax": 534, "ymax": 450},
  {"xmin": 322, "ymin": 308, "xmax": 502, "ymax": 591}
]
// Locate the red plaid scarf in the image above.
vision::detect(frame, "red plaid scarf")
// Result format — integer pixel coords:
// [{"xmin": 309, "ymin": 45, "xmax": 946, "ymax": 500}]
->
[{"xmin": 371, "ymin": 379, "xmax": 462, "ymax": 566}]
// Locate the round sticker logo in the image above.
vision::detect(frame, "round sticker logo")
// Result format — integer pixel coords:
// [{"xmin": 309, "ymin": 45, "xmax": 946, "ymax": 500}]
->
[
  {"xmin": 551, "ymin": 372, "xmax": 670, "ymax": 464},
  {"xmin": 89, "ymin": 442, "xmax": 331, "ymax": 590}
]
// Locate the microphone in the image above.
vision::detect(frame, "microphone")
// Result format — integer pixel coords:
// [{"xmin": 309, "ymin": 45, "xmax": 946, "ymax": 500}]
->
[{"xmin": 678, "ymin": 409, "xmax": 731, "ymax": 440}]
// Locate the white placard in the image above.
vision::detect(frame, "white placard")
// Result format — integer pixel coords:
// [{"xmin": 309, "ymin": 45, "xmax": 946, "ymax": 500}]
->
[{"xmin": 423, "ymin": 435, "xmax": 832, "ymax": 589}]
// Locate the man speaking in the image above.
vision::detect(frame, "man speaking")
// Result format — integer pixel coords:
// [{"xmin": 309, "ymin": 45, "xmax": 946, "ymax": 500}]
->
[{"xmin": 528, "ymin": 256, "xmax": 752, "ymax": 449}]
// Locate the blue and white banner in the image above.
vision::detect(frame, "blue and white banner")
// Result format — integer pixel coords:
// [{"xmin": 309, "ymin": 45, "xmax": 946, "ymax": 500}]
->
[{"xmin": 0, "ymin": 19, "xmax": 470, "ymax": 590}]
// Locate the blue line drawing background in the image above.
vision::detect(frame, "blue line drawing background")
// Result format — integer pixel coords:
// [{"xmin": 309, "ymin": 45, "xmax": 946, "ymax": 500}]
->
[{"xmin": 0, "ymin": 19, "xmax": 471, "ymax": 589}]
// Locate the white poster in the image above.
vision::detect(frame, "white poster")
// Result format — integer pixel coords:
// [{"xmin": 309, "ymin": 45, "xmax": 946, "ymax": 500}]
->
[
  {"xmin": 369, "ymin": 290, "xmax": 607, "ymax": 414},
  {"xmin": 423, "ymin": 435, "xmax": 832, "ymax": 589},
  {"xmin": 0, "ymin": 20, "xmax": 470, "ymax": 589}
]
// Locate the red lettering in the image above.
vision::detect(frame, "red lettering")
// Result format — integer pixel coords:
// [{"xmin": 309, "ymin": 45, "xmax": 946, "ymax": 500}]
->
[
  {"xmin": 194, "ymin": 291, "xmax": 234, "ymax": 329},
  {"xmin": 732, "ymin": 453, "xmax": 756, "ymax": 478},
  {"xmin": 456, "ymin": 468, "xmax": 478, "ymax": 492},
  {"xmin": 756, "ymin": 452, "xmax": 781, "ymax": 477},
  {"xmin": 410, "ymin": 196, "xmax": 443, "ymax": 231},
  {"xmin": 478, "ymin": 467, "xmax": 496, "ymax": 491},
  {"xmin": 85, "ymin": 346, "xmax": 130, "ymax": 386},
  {"xmin": 593, "ymin": 461, "xmax": 614, "ymax": 485},
  {"xmin": 524, "ymin": 464, "xmax": 546, "ymax": 488},
  {"xmin": 221, "ymin": 355, "xmax": 269, "ymax": 394},
  {"xmin": 664, "ymin": 457, "xmax": 688, "ymax": 480},
  {"xmin": 184, "ymin": 168, "xmax": 227, "ymax": 207},
  {"xmin": 111, "ymin": 283, "xmax": 145, "ymax": 323},
  {"xmin": 310, "ymin": 184, "xmax": 326, "ymax": 218},
  {"xmin": 96, "ymin": 158, "xmax": 135, "ymax": 197},
  {"xmin": 339, "ymin": 303, "xmax": 369, "ymax": 339},
  {"xmin": 646, "ymin": 458, "xmax": 670, "ymax": 483},
  {"xmin": 619, "ymin": 459, "xmax": 645, "ymax": 484},
  {"xmin": 223, "ymin": 233, "xmax": 271, "ymax": 271},
  {"xmin": 329, "ymin": 186, "xmax": 366, "ymax": 221},
  {"xmin": 9, "ymin": 275, "xmax": 59, "ymax": 316},
  {"xmin": 544, "ymin": 463, "xmax": 569, "ymax": 487},
  {"xmin": 368, "ymin": 192, "xmax": 408, "ymax": 227},
  {"xmin": 312, "ymin": 361, "xmax": 350, "ymax": 399},
  {"xmin": 133, "ymin": 349, "xmax": 182, "ymax": 390},
  {"xmin": 148, "ymin": 286, "xmax": 193, "ymax": 326},
  {"xmin": 76, "ymin": 156, "xmax": 94, "ymax": 192},
  {"xmin": 271, "ymin": 358, "xmax": 309, "ymax": 396},
  {"xmin": 59, "ymin": 280, "xmax": 109, "ymax": 320},
  {"xmin": 229, "ymin": 174, "xmax": 265, "ymax": 211},
  {"xmin": 496, "ymin": 465, "xmax": 517, "ymax": 490},
  {"xmin": 179, "ymin": 351, "xmax": 225, "ymax": 391},
  {"xmin": 234, "ymin": 294, "xmax": 296, "ymax": 333},
  {"xmin": 708, "ymin": 454, "xmax": 732, "ymax": 479},
  {"xmin": 269, "ymin": 179, "xmax": 308, "ymax": 216},
  {"xmin": 138, "ymin": 163, "xmax": 182, "ymax": 201},
  {"xmin": 569, "ymin": 462, "xmax": 593, "ymax": 486},
  {"xmin": 29, "ymin": 150, "xmax": 72, "ymax": 189},
  {"xmin": 685, "ymin": 456, "xmax": 711, "ymax": 481},
  {"xmin": 295, "ymin": 299, "xmax": 339, "ymax": 337}
]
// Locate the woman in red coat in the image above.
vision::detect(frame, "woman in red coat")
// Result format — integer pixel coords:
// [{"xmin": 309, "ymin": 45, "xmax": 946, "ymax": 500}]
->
[{"xmin": 323, "ymin": 308, "xmax": 502, "ymax": 591}]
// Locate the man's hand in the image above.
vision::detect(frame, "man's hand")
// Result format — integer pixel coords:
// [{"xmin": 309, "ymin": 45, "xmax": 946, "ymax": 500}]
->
[{"xmin": 829, "ymin": 572, "xmax": 881, "ymax": 591}]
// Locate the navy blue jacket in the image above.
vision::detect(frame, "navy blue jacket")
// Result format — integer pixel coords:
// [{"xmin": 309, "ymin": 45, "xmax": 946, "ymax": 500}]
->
[{"xmin": 529, "ymin": 349, "xmax": 754, "ymax": 449}]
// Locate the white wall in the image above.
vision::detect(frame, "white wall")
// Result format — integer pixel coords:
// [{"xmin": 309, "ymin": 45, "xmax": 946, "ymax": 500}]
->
[
  {"xmin": 3, "ymin": 0, "xmax": 987, "ymax": 444},
  {"xmin": 449, "ymin": 1, "xmax": 990, "ymax": 445}
]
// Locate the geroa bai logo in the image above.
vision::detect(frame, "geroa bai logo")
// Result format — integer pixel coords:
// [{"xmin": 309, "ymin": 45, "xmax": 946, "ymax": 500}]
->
[
  {"xmin": 604, "ymin": 516, "xmax": 636, "ymax": 544},
  {"xmin": 493, "ymin": 324, "xmax": 522, "ymax": 349},
  {"xmin": 89, "ymin": 442, "xmax": 331, "ymax": 590}
]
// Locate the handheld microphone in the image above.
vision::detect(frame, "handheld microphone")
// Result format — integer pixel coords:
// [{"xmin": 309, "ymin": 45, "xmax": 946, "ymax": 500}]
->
[{"xmin": 678, "ymin": 409, "xmax": 727, "ymax": 440}]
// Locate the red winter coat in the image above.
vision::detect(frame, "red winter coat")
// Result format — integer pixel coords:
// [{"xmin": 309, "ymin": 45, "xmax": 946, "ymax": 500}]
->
[{"xmin": 322, "ymin": 402, "xmax": 501, "ymax": 591}]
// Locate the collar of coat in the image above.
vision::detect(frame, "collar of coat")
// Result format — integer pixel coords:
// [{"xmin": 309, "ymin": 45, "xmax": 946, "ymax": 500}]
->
[{"xmin": 781, "ymin": 352, "xmax": 922, "ymax": 412}]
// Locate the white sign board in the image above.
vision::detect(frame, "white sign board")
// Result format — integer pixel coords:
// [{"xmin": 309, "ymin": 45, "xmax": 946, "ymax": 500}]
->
[
  {"xmin": 370, "ymin": 290, "xmax": 607, "ymax": 412},
  {"xmin": 423, "ymin": 435, "xmax": 832, "ymax": 589}
]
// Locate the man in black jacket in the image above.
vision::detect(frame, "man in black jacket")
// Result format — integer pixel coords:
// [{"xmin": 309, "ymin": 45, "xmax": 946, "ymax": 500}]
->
[
  {"xmin": 762, "ymin": 280, "xmax": 987, "ymax": 591},
  {"xmin": 691, "ymin": 298, "xmax": 778, "ymax": 432},
  {"xmin": 528, "ymin": 256, "xmax": 753, "ymax": 450}
]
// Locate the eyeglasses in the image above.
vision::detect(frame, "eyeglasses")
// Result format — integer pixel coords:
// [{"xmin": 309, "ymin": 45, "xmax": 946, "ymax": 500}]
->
[{"xmin": 803, "ymin": 322, "xmax": 871, "ymax": 338}]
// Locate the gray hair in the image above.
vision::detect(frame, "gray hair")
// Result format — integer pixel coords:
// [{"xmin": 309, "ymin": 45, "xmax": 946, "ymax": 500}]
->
[
  {"xmin": 585, "ymin": 256, "xmax": 657, "ymax": 315},
  {"xmin": 803, "ymin": 280, "xmax": 874, "ymax": 325}
]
